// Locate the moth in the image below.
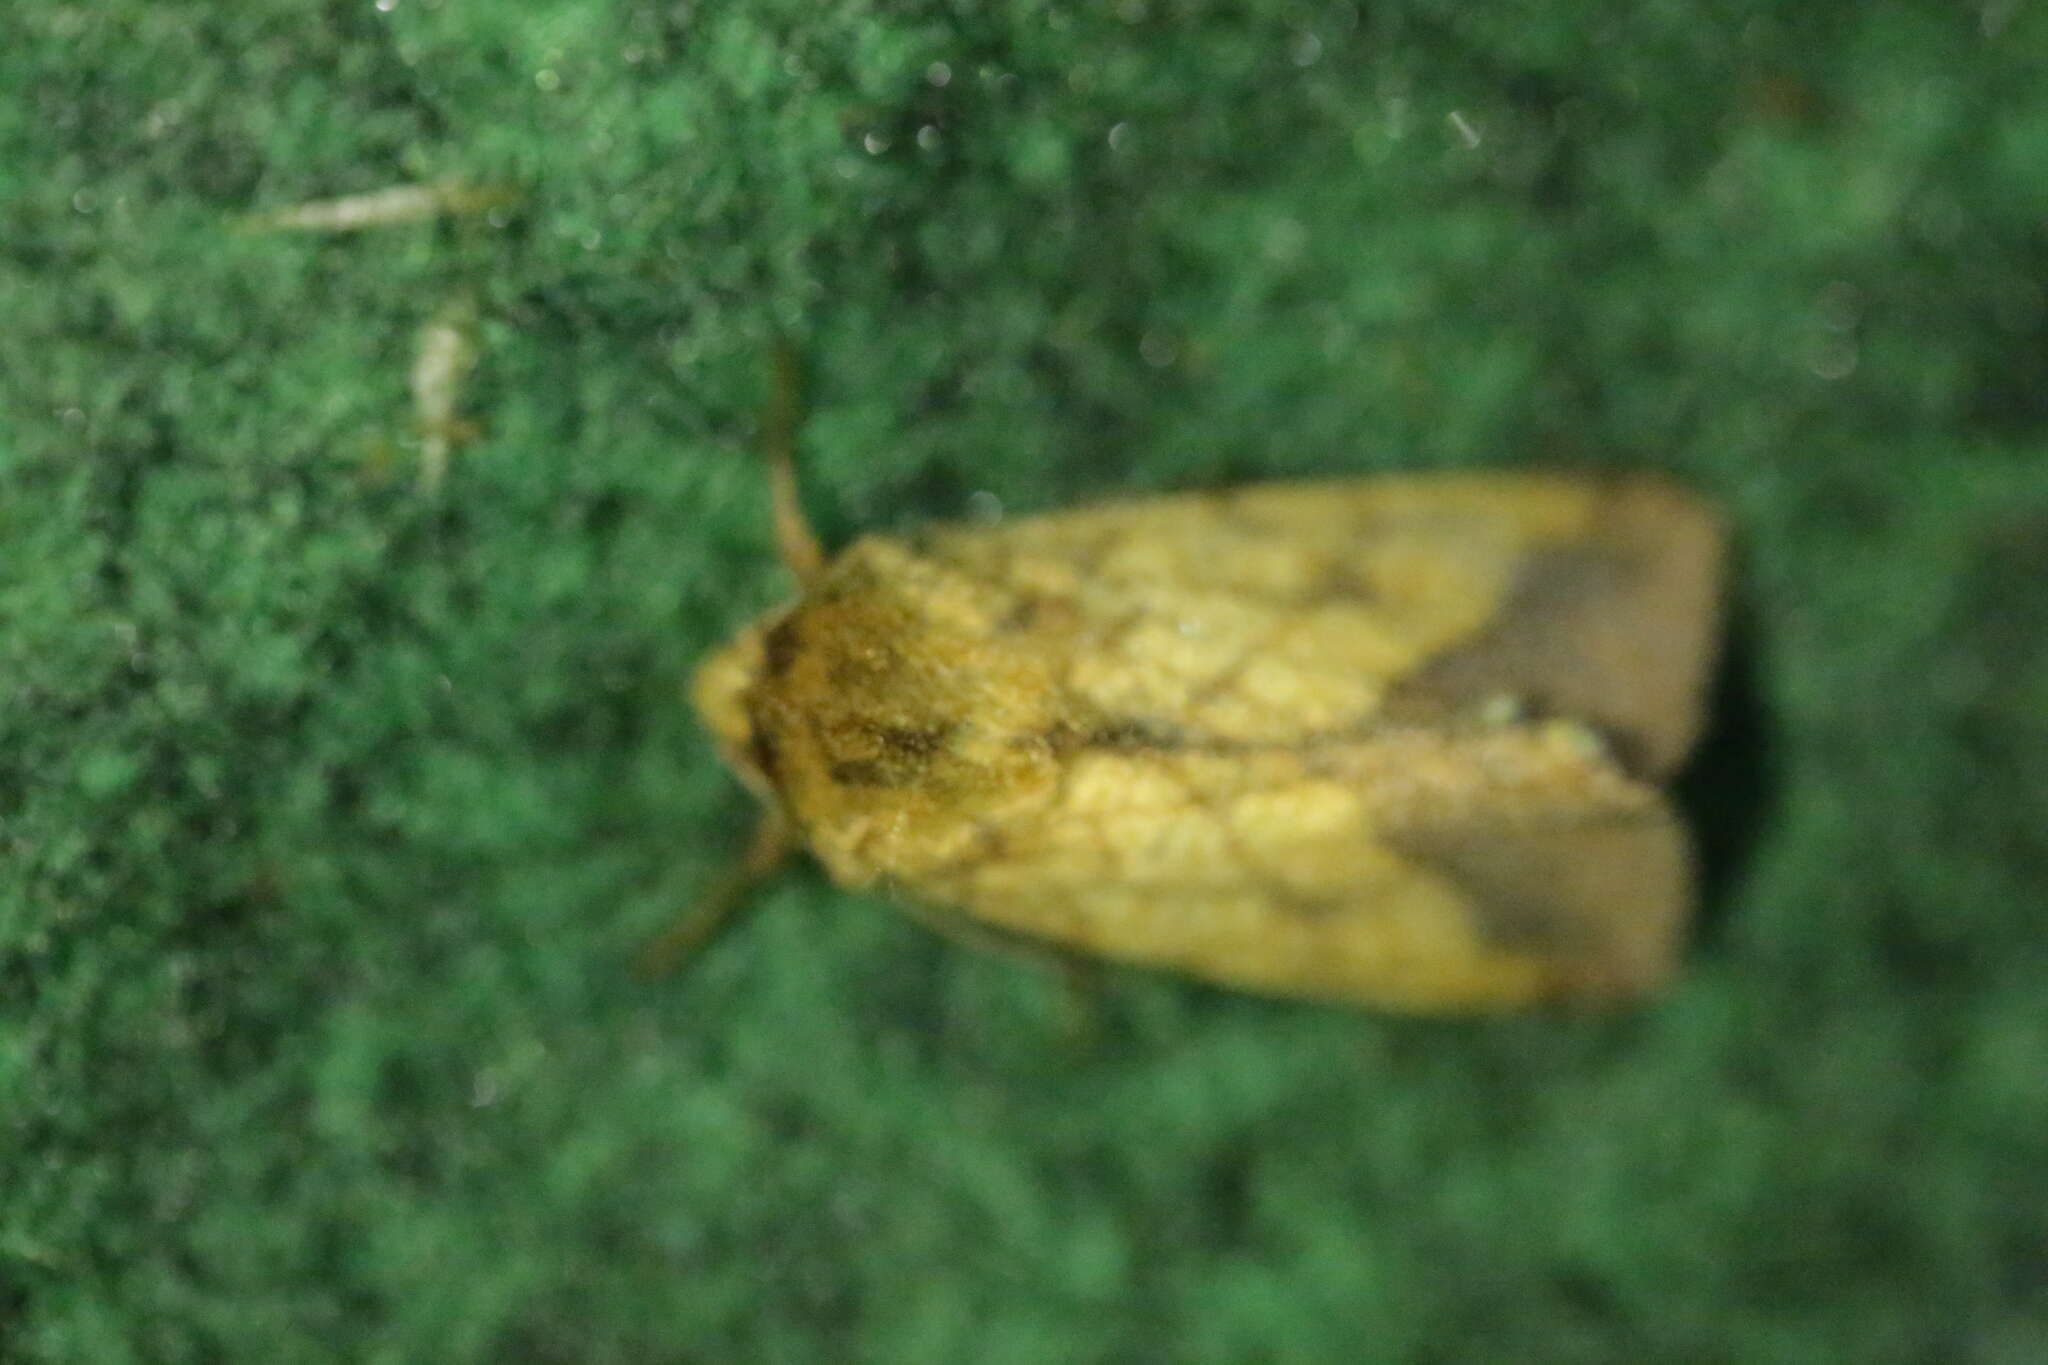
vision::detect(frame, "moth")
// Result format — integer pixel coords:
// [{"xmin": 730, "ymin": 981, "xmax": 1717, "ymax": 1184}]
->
[{"xmin": 671, "ymin": 377, "xmax": 1725, "ymax": 1012}]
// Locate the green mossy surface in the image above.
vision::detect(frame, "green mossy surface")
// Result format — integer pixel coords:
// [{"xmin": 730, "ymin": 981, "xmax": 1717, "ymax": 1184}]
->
[{"xmin": 5, "ymin": 3, "xmax": 2047, "ymax": 1360}]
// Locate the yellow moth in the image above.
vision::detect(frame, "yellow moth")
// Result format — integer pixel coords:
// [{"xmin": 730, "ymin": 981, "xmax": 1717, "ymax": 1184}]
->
[{"xmin": 670, "ymin": 367, "xmax": 1725, "ymax": 1012}]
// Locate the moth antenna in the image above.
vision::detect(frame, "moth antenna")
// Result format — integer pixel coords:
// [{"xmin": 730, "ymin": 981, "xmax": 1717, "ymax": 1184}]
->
[
  {"xmin": 634, "ymin": 810, "xmax": 796, "ymax": 979},
  {"xmin": 764, "ymin": 342, "xmax": 826, "ymax": 585}
]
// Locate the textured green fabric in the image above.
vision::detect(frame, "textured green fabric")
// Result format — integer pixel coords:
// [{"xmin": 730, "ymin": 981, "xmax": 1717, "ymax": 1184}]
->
[{"xmin": 6, "ymin": 3, "xmax": 2046, "ymax": 1361}]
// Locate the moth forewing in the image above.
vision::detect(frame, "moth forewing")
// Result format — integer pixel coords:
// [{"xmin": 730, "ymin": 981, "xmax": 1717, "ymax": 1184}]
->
[{"xmin": 687, "ymin": 463, "xmax": 1724, "ymax": 1013}]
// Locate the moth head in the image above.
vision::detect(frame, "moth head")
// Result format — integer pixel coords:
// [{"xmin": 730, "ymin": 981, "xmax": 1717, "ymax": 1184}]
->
[
  {"xmin": 690, "ymin": 616, "xmax": 782, "ymax": 804},
  {"xmin": 695, "ymin": 546, "xmax": 1061, "ymax": 875}
]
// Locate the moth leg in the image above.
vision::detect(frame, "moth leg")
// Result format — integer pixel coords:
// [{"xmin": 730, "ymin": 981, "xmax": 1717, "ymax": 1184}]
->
[
  {"xmin": 634, "ymin": 809, "xmax": 795, "ymax": 979},
  {"xmin": 763, "ymin": 342, "xmax": 825, "ymax": 585}
]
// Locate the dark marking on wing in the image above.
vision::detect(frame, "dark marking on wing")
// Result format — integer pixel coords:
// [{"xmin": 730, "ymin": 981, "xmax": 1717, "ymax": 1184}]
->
[
  {"xmin": 1088, "ymin": 716, "xmax": 1185, "ymax": 750},
  {"xmin": 1386, "ymin": 805, "xmax": 1691, "ymax": 999},
  {"xmin": 1381, "ymin": 478, "xmax": 1723, "ymax": 779},
  {"xmin": 1039, "ymin": 714, "xmax": 1191, "ymax": 759}
]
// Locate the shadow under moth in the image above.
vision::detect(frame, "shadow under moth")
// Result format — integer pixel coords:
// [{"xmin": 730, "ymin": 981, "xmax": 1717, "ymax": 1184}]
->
[{"xmin": 672, "ymin": 383, "xmax": 1725, "ymax": 1012}]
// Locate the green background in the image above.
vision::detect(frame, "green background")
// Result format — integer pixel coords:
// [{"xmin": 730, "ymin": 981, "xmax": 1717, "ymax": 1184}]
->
[{"xmin": 6, "ymin": 2, "xmax": 2046, "ymax": 1360}]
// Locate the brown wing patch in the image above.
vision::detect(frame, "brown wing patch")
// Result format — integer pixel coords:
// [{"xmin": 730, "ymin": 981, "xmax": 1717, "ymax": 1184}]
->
[
  {"xmin": 1383, "ymin": 804, "xmax": 1691, "ymax": 1001},
  {"xmin": 1381, "ymin": 477, "xmax": 1723, "ymax": 777}
]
